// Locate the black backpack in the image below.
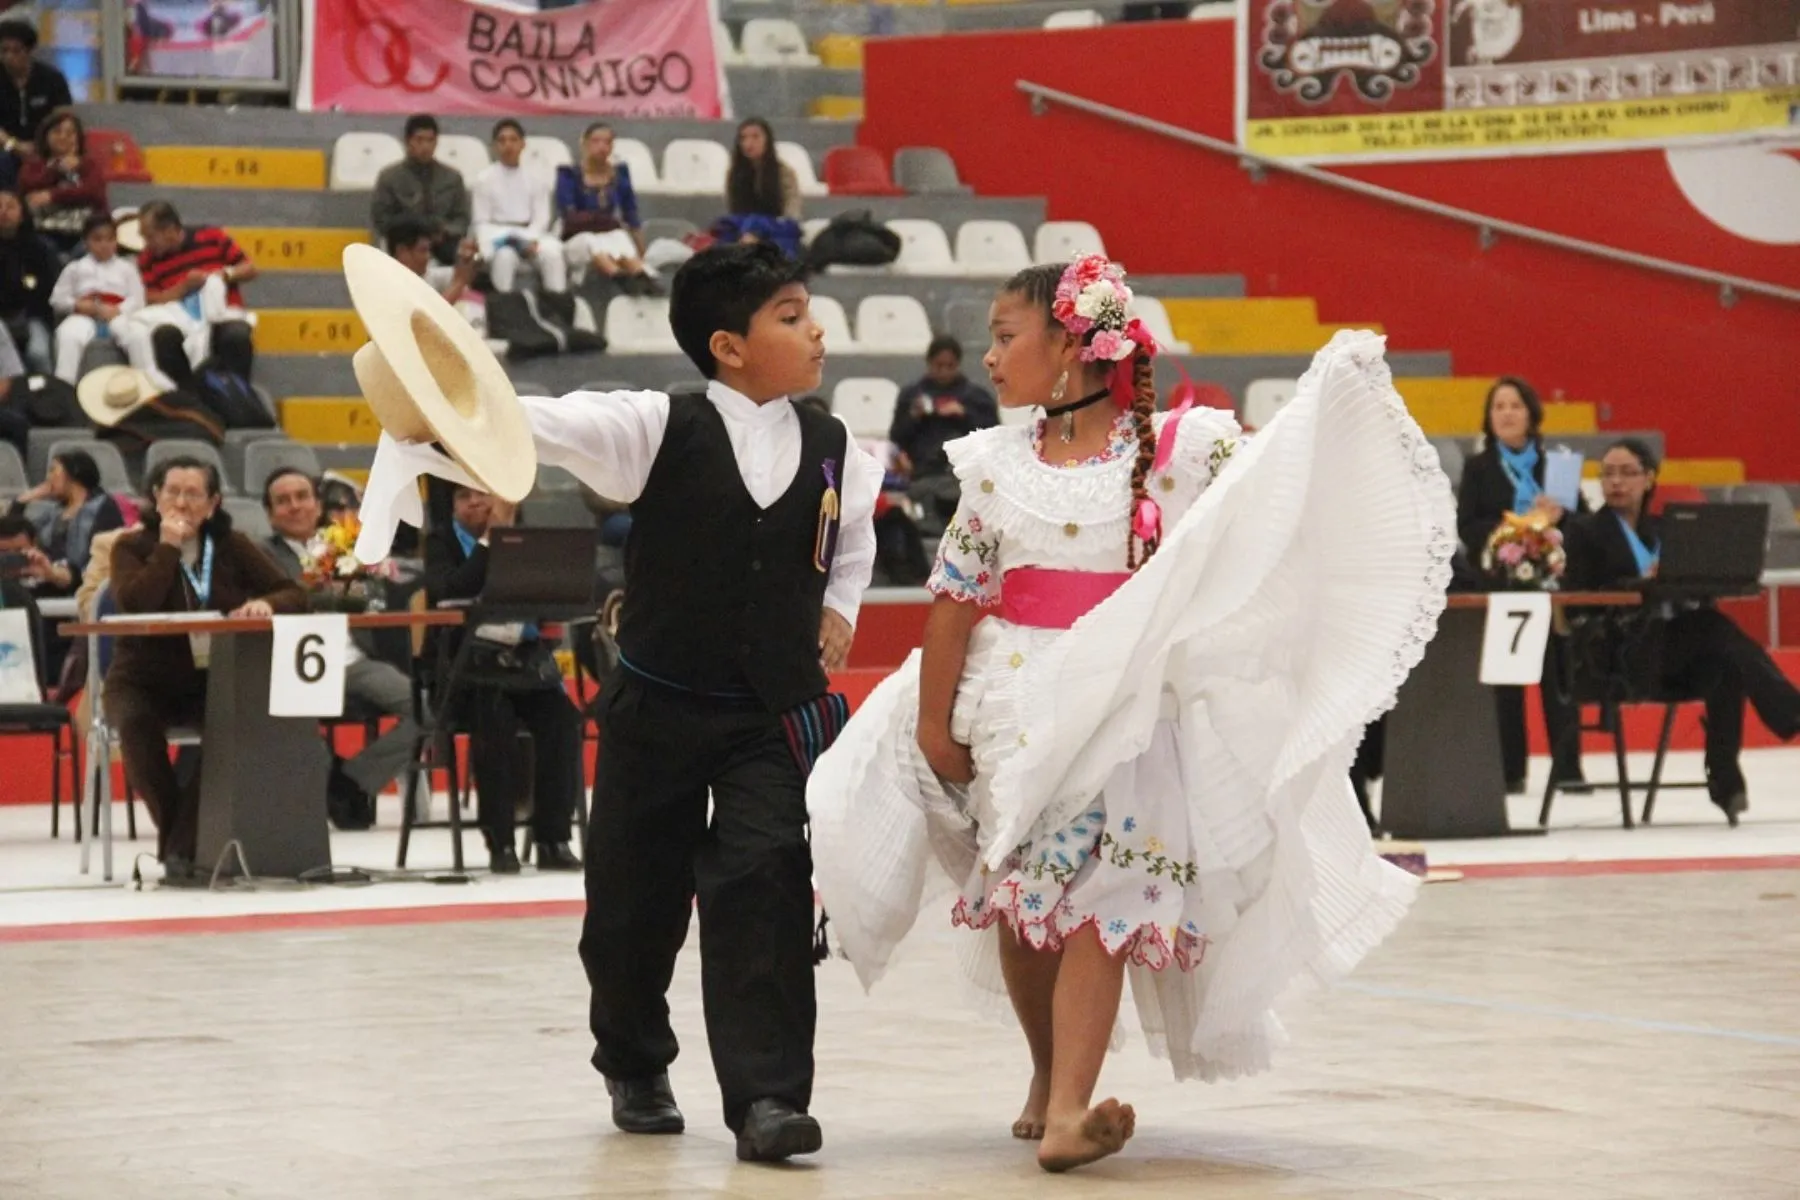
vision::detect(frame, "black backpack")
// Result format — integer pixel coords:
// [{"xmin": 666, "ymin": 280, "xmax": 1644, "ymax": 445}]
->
[{"xmin": 806, "ymin": 211, "xmax": 901, "ymax": 270}]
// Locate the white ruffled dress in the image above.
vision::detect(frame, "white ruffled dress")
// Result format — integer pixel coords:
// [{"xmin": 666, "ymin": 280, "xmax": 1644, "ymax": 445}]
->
[{"xmin": 808, "ymin": 331, "xmax": 1457, "ymax": 1081}]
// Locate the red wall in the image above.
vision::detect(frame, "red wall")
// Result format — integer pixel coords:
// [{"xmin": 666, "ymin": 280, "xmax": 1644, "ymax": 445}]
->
[{"xmin": 860, "ymin": 22, "xmax": 1800, "ymax": 480}]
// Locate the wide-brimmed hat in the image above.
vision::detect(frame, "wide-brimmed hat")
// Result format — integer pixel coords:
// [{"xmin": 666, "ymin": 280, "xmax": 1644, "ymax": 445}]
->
[
  {"xmin": 77, "ymin": 365, "xmax": 159, "ymax": 427},
  {"xmin": 114, "ymin": 212, "xmax": 144, "ymax": 254},
  {"xmin": 341, "ymin": 242, "xmax": 535, "ymax": 502}
]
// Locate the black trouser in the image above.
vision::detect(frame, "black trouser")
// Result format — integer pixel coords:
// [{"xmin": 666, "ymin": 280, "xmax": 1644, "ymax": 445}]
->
[
  {"xmin": 579, "ymin": 672, "xmax": 815, "ymax": 1134},
  {"xmin": 1659, "ymin": 608, "xmax": 1800, "ymax": 797},
  {"xmin": 465, "ymin": 683, "xmax": 583, "ymax": 846},
  {"xmin": 1497, "ymin": 634, "xmax": 1582, "ymax": 784}
]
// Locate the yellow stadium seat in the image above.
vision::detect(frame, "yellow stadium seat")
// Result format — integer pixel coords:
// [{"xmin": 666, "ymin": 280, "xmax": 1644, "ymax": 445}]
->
[
  {"xmin": 1584, "ymin": 458, "xmax": 1745, "ymax": 487},
  {"xmin": 815, "ymin": 35, "xmax": 864, "ymax": 69},
  {"xmin": 255, "ymin": 310, "xmax": 368, "ymax": 355},
  {"xmin": 146, "ymin": 146, "xmax": 327, "ymax": 190},
  {"xmin": 809, "ymin": 95, "xmax": 865, "ymax": 120},
  {"xmin": 280, "ymin": 397, "xmax": 382, "ymax": 445},
  {"xmin": 228, "ymin": 228, "xmax": 369, "ymax": 272}
]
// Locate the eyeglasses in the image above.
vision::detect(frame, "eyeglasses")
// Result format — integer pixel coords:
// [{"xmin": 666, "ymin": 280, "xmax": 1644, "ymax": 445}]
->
[{"xmin": 1600, "ymin": 467, "xmax": 1647, "ymax": 480}]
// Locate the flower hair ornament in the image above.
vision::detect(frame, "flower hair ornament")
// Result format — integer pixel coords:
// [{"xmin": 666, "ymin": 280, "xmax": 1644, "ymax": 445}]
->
[{"xmin": 1049, "ymin": 255, "xmax": 1159, "ymax": 443}]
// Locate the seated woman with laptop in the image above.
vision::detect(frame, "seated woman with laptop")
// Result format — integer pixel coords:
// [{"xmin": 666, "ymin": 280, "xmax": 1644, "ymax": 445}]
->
[{"xmin": 1562, "ymin": 438, "xmax": 1800, "ymax": 824}]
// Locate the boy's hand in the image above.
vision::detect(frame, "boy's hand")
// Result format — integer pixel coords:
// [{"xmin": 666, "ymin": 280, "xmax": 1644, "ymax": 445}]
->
[
  {"xmin": 819, "ymin": 609, "xmax": 852, "ymax": 671},
  {"xmin": 917, "ymin": 724, "xmax": 974, "ymax": 785}
]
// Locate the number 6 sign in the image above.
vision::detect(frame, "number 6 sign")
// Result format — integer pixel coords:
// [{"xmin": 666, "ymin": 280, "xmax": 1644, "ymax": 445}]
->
[
  {"xmin": 1478, "ymin": 592, "xmax": 1554, "ymax": 686},
  {"xmin": 269, "ymin": 614, "xmax": 349, "ymax": 717}
]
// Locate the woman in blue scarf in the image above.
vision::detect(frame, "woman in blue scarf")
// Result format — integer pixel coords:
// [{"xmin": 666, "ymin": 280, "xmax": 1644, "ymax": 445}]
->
[{"xmin": 1455, "ymin": 377, "xmax": 1587, "ymax": 793}]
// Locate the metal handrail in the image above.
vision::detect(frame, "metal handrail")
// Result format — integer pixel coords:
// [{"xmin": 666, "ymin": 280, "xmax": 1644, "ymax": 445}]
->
[{"xmin": 1017, "ymin": 79, "xmax": 1800, "ymax": 309}]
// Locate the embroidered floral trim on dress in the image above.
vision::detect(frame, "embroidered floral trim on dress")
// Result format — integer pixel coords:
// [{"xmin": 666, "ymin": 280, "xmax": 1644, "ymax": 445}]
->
[
  {"xmin": 928, "ymin": 513, "xmax": 1002, "ymax": 605},
  {"xmin": 952, "ymin": 884, "xmax": 1210, "ymax": 972},
  {"xmin": 1030, "ymin": 413, "xmax": 1135, "ymax": 469}
]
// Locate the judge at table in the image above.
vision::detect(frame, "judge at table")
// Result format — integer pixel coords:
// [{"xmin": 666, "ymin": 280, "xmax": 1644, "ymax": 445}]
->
[{"xmin": 106, "ymin": 455, "xmax": 304, "ymax": 875}]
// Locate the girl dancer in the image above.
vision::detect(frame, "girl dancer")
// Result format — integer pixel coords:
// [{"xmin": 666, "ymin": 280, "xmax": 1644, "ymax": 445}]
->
[{"xmin": 809, "ymin": 257, "xmax": 1455, "ymax": 1171}]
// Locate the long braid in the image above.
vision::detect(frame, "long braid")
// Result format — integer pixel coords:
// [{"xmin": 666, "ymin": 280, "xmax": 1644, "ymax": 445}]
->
[{"xmin": 1126, "ymin": 353, "xmax": 1158, "ymax": 570}]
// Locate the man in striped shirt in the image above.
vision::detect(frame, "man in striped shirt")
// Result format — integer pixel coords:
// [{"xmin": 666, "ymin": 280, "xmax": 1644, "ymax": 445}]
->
[{"xmin": 122, "ymin": 200, "xmax": 258, "ymax": 389}]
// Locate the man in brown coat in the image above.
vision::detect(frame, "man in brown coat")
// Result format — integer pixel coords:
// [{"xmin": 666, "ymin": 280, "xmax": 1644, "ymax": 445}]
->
[{"xmin": 106, "ymin": 455, "xmax": 303, "ymax": 873}]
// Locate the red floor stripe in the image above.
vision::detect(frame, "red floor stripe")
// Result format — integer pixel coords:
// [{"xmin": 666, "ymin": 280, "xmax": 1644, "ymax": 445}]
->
[{"xmin": 5, "ymin": 854, "xmax": 1800, "ymax": 944}]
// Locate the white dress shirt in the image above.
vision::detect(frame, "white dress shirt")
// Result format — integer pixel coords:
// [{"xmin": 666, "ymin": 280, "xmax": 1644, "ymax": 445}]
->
[
  {"xmin": 355, "ymin": 380, "xmax": 883, "ymax": 627},
  {"xmin": 49, "ymin": 253, "xmax": 145, "ymax": 318},
  {"xmin": 471, "ymin": 162, "xmax": 552, "ymax": 236}
]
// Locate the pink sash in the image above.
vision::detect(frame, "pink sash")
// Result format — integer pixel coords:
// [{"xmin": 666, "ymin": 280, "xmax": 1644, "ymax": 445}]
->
[{"xmin": 1000, "ymin": 568, "xmax": 1131, "ymax": 630}]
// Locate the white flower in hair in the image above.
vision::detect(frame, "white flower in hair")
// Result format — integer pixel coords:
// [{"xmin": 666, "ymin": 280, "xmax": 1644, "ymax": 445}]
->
[{"xmin": 1074, "ymin": 280, "xmax": 1114, "ymax": 321}]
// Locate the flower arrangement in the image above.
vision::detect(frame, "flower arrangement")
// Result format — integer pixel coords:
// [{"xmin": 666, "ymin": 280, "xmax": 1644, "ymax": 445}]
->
[
  {"xmin": 300, "ymin": 514, "xmax": 393, "ymax": 609},
  {"xmin": 1052, "ymin": 255, "xmax": 1158, "ymax": 364},
  {"xmin": 1482, "ymin": 509, "xmax": 1567, "ymax": 590}
]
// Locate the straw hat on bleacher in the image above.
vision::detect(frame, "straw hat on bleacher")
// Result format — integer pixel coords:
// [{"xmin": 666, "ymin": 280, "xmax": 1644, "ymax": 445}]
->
[
  {"xmin": 77, "ymin": 365, "xmax": 159, "ymax": 427},
  {"xmin": 340, "ymin": 242, "xmax": 536, "ymax": 502}
]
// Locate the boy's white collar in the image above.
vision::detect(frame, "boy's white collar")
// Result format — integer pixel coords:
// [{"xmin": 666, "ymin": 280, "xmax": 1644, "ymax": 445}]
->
[{"xmin": 706, "ymin": 379, "xmax": 790, "ymax": 423}]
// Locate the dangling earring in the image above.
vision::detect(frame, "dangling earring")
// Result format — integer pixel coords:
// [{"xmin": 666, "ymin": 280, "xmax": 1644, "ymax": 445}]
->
[{"xmin": 1051, "ymin": 371, "xmax": 1073, "ymax": 442}]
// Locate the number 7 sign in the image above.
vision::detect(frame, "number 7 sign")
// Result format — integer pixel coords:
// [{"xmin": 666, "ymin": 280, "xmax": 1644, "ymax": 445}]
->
[
  {"xmin": 1478, "ymin": 592, "xmax": 1554, "ymax": 686},
  {"xmin": 268, "ymin": 614, "xmax": 349, "ymax": 717}
]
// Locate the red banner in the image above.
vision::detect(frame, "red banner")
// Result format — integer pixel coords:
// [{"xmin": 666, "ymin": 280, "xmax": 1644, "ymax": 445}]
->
[{"xmin": 303, "ymin": 0, "xmax": 722, "ymax": 118}]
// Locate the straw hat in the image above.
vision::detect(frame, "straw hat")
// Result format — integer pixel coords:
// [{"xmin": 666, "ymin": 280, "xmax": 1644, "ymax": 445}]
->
[
  {"xmin": 114, "ymin": 212, "xmax": 144, "ymax": 255},
  {"xmin": 77, "ymin": 365, "xmax": 160, "ymax": 427},
  {"xmin": 340, "ymin": 243, "xmax": 536, "ymax": 502}
]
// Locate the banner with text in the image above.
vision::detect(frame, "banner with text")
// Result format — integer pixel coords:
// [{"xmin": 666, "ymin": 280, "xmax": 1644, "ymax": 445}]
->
[
  {"xmin": 304, "ymin": 0, "xmax": 721, "ymax": 118},
  {"xmin": 1238, "ymin": 0, "xmax": 1800, "ymax": 162}
]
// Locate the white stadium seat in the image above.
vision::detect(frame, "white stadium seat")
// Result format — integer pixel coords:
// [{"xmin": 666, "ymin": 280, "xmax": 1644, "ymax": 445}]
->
[
  {"xmin": 777, "ymin": 141, "xmax": 828, "ymax": 198},
  {"xmin": 434, "ymin": 134, "xmax": 491, "ymax": 188},
  {"xmin": 832, "ymin": 378, "xmax": 900, "ymax": 440},
  {"xmin": 741, "ymin": 18, "xmax": 821, "ymax": 66},
  {"xmin": 801, "ymin": 217, "xmax": 830, "ymax": 246},
  {"xmin": 660, "ymin": 138, "xmax": 733, "ymax": 195},
  {"xmin": 715, "ymin": 21, "xmax": 744, "ymax": 64},
  {"xmin": 809, "ymin": 295, "xmax": 860, "ymax": 353},
  {"xmin": 329, "ymin": 131, "xmax": 403, "ymax": 191},
  {"xmin": 1044, "ymin": 9, "xmax": 1104, "ymax": 28},
  {"xmin": 1033, "ymin": 220, "xmax": 1107, "ymax": 264},
  {"xmin": 887, "ymin": 219, "xmax": 957, "ymax": 276},
  {"xmin": 1243, "ymin": 378, "xmax": 1298, "ymax": 430},
  {"xmin": 1131, "ymin": 296, "xmax": 1191, "ymax": 354},
  {"xmin": 955, "ymin": 220, "xmax": 1032, "ymax": 277},
  {"xmin": 522, "ymin": 135, "xmax": 572, "ymax": 179},
  {"xmin": 610, "ymin": 137, "xmax": 663, "ymax": 194},
  {"xmin": 855, "ymin": 295, "xmax": 934, "ymax": 356},
  {"xmin": 603, "ymin": 296, "xmax": 680, "ymax": 354}
]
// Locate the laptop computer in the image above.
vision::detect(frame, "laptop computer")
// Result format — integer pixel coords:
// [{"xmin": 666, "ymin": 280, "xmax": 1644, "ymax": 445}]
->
[
  {"xmin": 1649, "ymin": 502, "xmax": 1767, "ymax": 599},
  {"xmin": 474, "ymin": 527, "xmax": 600, "ymax": 620}
]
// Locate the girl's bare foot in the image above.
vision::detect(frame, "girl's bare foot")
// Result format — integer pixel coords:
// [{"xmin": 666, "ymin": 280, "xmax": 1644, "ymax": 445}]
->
[
  {"xmin": 1037, "ymin": 1098, "xmax": 1136, "ymax": 1172},
  {"xmin": 1012, "ymin": 1072, "xmax": 1050, "ymax": 1140}
]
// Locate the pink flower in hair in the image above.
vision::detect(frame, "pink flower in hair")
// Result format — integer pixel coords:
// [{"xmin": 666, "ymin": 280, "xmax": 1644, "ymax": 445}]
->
[
  {"xmin": 1053, "ymin": 255, "xmax": 1154, "ymax": 364},
  {"xmin": 1089, "ymin": 329, "xmax": 1125, "ymax": 362}
]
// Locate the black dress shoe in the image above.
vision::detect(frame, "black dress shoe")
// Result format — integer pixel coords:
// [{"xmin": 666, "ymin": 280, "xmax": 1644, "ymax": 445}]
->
[
  {"xmin": 489, "ymin": 844, "xmax": 521, "ymax": 874},
  {"xmin": 736, "ymin": 1098, "xmax": 822, "ymax": 1163},
  {"xmin": 607, "ymin": 1075, "xmax": 684, "ymax": 1134},
  {"xmin": 535, "ymin": 841, "xmax": 581, "ymax": 871}
]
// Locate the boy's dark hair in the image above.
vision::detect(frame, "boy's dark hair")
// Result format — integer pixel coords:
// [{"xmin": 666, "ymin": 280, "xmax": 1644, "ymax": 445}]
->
[
  {"xmin": 404, "ymin": 113, "xmax": 439, "ymax": 140},
  {"xmin": 0, "ymin": 513, "xmax": 37, "ymax": 542},
  {"xmin": 669, "ymin": 241, "xmax": 806, "ymax": 380},
  {"xmin": 385, "ymin": 213, "xmax": 436, "ymax": 252},
  {"xmin": 52, "ymin": 449, "xmax": 102, "ymax": 494},
  {"xmin": 491, "ymin": 118, "xmax": 524, "ymax": 141},
  {"xmin": 927, "ymin": 334, "xmax": 961, "ymax": 361},
  {"xmin": 0, "ymin": 20, "xmax": 38, "ymax": 51},
  {"xmin": 81, "ymin": 212, "xmax": 116, "ymax": 240}
]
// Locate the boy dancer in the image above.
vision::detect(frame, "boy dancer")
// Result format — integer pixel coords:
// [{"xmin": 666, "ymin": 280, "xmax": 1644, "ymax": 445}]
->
[{"xmin": 349, "ymin": 242, "xmax": 879, "ymax": 1162}]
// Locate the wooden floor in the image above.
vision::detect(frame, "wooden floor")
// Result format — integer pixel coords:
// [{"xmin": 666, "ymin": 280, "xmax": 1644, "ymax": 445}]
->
[{"xmin": 5, "ymin": 866, "xmax": 1799, "ymax": 1199}]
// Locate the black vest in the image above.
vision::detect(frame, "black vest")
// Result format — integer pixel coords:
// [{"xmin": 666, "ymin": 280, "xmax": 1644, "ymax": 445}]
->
[{"xmin": 617, "ymin": 393, "xmax": 848, "ymax": 713}]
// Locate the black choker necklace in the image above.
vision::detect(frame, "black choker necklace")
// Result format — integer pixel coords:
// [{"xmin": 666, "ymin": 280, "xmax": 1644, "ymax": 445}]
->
[{"xmin": 1045, "ymin": 386, "xmax": 1112, "ymax": 443}]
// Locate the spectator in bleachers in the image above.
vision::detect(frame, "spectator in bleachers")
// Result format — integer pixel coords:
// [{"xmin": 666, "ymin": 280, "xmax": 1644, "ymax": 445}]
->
[
  {"xmin": 19, "ymin": 109, "xmax": 105, "ymax": 260},
  {"xmin": 890, "ymin": 335, "xmax": 998, "ymax": 533},
  {"xmin": 471, "ymin": 118, "xmax": 566, "ymax": 295},
  {"xmin": 424, "ymin": 484, "xmax": 584, "ymax": 873},
  {"xmin": 50, "ymin": 213, "xmax": 143, "ymax": 383},
  {"xmin": 1457, "ymin": 376, "xmax": 1585, "ymax": 792},
  {"xmin": 0, "ymin": 187, "xmax": 53, "ymax": 372},
  {"xmin": 717, "ymin": 117, "xmax": 802, "ymax": 259},
  {"xmin": 371, "ymin": 114, "xmax": 471, "ymax": 268},
  {"xmin": 126, "ymin": 200, "xmax": 257, "ymax": 389},
  {"xmin": 0, "ymin": 320, "xmax": 27, "ymax": 456},
  {"xmin": 6, "ymin": 449, "xmax": 124, "ymax": 592},
  {"xmin": 0, "ymin": 21, "xmax": 70, "ymax": 192},
  {"xmin": 1564, "ymin": 439, "xmax": 1799, "ymax": 823},
  {"xmin": 261, "ymin": 466, "xmax": 421, "ymax": 831},
  {"xmin": 556, "ymin": 121, "xmax": 653, "ymax": 295},
  {"xmin": 106, "ymin": 455, "xmax": 305, "ymax": 874},
  {"xmin": 387, "ymin": 213, "xmax": 478, "ymax": 309}
]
